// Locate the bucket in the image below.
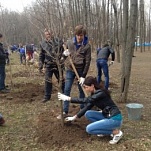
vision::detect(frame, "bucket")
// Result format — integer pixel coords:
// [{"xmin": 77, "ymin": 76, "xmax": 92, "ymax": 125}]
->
[{"xmin": 126, "ymin": 103, "xmax": 143, "ymax": 120}]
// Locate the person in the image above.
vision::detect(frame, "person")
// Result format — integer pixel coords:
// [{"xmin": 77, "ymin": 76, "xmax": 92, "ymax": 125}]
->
[
  {"xmin": 0, "ymin": 33, "xmax": 10, "ymax": 93},
  {"xmin": 18, "ymin": 44, "xmax": 26, "ymax": 64},
  {"xmin": 39, "ymin": 29, "xmax": 65, "ymax": 103},
  {"xmin": 58, "ymin": 76, "xmax": 123, "ymax": 144},
  {"xmin": 25, "ymin": 43, "xmax": 34, "ymax": 62},
  {"xmin": 57, "ymin": 25, "xmax": 91, "ymax": 119},
  {"xmin": 96, "ymin": 44, "xmax": 115, "ymax": 90},
  {"xmin": 4, "ymin": 47, "xmax": 10, "ymax": 65},
  {"xmin": 0, "ymin": 113, "xmax": 5, "ymax": 126}
]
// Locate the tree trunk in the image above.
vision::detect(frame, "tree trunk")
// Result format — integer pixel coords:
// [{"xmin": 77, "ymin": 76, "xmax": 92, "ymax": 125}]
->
[
  {"xmin": 112, "ymin": 0, "xmax": 120, "ymax": 63},
  {"xmin": 120, "ymin": 0, "xmax": 138, "ymax": 102}
]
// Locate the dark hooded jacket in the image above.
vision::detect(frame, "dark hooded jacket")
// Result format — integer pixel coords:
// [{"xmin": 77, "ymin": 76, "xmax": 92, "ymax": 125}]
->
[
  {"xmin": 39, "ymin": 38, "xmax": 64, "ymax": 69},
  {"xmin": 0, "ymin": 43, "xmax": 6, "ymax": 65},
  {"xmin": 65, "ymin": 36, "xmax": 91, "ymax": 78}
]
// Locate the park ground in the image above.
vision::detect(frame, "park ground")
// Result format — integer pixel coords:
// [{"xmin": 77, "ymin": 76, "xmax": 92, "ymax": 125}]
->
[{"xmin": 0, "ymin": 49, "xmax": 151, "ymax": 151}]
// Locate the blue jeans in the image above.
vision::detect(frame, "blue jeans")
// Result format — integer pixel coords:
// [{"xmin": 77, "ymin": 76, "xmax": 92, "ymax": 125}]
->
[
  {"xmin": 85, "ymin": 110, "xmax": 122, "ymax": 135},
  {"xmin": 96, "ymin": 59, "xmax": 109, "ymax": 90},
  {"xmin": 63, "ymin": 69, "xmax": 85, "ymax": 114},
  {"xmin": 0, "ymin": 65, "xmax": 6, "ymax": 90},
  {"xmin": 44, "ymin": 67, "xmax": 65, "ymax": 100}
]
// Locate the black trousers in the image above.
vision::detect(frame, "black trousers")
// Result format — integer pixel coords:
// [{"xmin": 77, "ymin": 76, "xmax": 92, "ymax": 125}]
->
[{"xmin": 44, "ymin": 67, "xmax": 65, "ymax": 99}]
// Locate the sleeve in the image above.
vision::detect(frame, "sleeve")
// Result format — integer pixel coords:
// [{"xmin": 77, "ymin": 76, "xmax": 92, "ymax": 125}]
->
[
  {"xmin": 109, "ymin": 47, "xmax": 115, "ymax": 61},
  {"xmin": 39, "ymin": 43, "xmax": 45, "ymax": 70},
  {"xmin": 71, "ymin": 90, "xmax": 105, "ymax": 104},
  {"xmin": 0, "ymin": 50, "xmax": 7, "ymax": 59},
  {"xmin": 71, "ymin": 96, "xmax": 93, "ymax": 104},
  {"xmin": 77, "ymin": 103, "xmax": 94, "ymax": 118},
  {"xmin": 82, "ymin": 44, "xmax": 91, "ymax": 77}
]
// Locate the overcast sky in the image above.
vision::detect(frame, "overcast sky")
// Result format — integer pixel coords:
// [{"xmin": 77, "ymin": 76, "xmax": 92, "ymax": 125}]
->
[
  {"xmin": 0, "ymin": 0, "xmax": 150, "ymax": 12},
  {"xmin": 0, "ymin": 0, "xmax": 35, "ymax": 12}
]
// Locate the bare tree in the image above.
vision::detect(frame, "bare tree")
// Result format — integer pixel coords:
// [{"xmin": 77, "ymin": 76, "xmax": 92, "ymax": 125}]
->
[
  {"xmin": 112, "ymin": 0, "xmax": 120, "ymax": 63},
  {"xmin": 139, "ymin": 0, "xmax": 145, "ymax": 52},
  {"xmin": 120, "ymin": 0, "xmax": 138, "ymax": 102}
]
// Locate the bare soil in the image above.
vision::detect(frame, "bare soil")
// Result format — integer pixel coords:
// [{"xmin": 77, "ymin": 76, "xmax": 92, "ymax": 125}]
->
[{"xmin": 0, "ymin": 50, "xmax": 151, "ymax": 151}]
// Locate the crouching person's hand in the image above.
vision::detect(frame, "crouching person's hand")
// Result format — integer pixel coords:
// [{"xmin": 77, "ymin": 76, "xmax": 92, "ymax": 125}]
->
[
  {"xmin": 58, "ymin": 92, "xmax": 71, "ymax": 101},
  {"xmin": 65, "ymin": 115, "xmax": 77, "ymax": 122}
]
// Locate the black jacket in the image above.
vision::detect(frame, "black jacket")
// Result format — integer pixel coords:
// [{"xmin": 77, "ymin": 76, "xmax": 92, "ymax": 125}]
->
[
  {"xmin": 71, "ymin": 89, "xmax": 121, "ymax": 118},
  {"xmin": 0, "ymin": 43, "xmax": 6, "ymax": 65},
  {"xmin": 39, "ymin": 38, "xmax": 64, "ymax": 69}
]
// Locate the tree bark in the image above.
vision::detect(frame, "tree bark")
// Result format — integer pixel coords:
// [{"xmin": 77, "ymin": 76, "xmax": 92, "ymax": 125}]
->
[{"xmin": 120, "ymin": 0, "xmax": 138, "ymax": 103}]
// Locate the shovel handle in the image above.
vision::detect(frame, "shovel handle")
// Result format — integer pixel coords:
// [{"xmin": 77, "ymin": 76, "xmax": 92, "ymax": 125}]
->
[{"xmin": 63, "ymin": 45, "xmax": 88, "ymax": 97}]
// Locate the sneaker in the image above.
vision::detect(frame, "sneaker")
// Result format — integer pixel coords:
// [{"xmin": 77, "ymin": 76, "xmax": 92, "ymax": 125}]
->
[
  {"xmin": 109, "ymin": 130, "xmax": 123, "ymax": 144},
  {"xmin": 41, "ymin": 98, "xmax": 50, "ymax": 103},
  {"xmin": 57, "ymin": 112, "xmax": 68, "ymax": 119},
  {"xmin": 97, "ymin": 134, "xmax": 104, "ymax": 137}
]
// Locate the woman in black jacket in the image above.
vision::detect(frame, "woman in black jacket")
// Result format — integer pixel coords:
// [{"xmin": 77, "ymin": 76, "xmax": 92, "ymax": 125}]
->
[{"xmin": 58, "ymin": 76, "xmax": 123, "ymax": 144}]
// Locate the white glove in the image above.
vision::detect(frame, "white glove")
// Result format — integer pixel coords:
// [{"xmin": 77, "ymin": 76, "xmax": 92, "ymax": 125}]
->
[
  {"xmin": 63, "ymin": 49, "xmax": 70, "ymax": 56},
  {"xmin": 79, "ymin": 77, "xmax": 85, "ymax": 85},
  {"xmin": 58, "ymin": 92, "xmax": 70, "ymax": 101},
  {"xmin": 65, "ymin": 116, "xmax": 77, "ymax": 122},
  {"xmin": 109, "ymin": 61, "xmax": 114, "ymax": 66}
]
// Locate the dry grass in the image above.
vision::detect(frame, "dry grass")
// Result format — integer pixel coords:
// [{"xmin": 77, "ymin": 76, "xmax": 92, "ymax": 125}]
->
[{"xmin": 0, "ymin": 50, "xmax": 151, "ymax": 151}]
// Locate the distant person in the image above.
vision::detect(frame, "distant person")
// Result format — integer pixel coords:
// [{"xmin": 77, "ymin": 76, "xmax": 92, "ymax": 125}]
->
[
  {"xmin": 0, "ymin": 33, "xmax": 10, "ymax": 93},
  {"xmin": 25, "ymin": 43, "xmax": 34, "ymax": 62},
  {"xmin": 58, "ymin": 76, "xmax": 123, "ymax": 144},
  {"xmin": 4, "ymin": 47, "xmax": 10, "ymax": 65},
  {"xmin": 10, "ymin": 45, "xmax": 18, "ymax": 53},
  {"xmin": 19, "ymin": 45, "xmax": 26, "ymax": 64},
  {"xmin": 96, "ymin": 44, "xmax": 115, "ymax": 90}
]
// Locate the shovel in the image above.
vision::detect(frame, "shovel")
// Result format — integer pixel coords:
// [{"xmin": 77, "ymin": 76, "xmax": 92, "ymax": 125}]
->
[{"xmin": 63, "ymin": 45, "xmax": 88, "ymax": 97}]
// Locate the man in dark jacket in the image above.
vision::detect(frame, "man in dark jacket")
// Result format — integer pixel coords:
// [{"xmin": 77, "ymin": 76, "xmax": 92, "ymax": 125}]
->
[
  {"xmin": 57, "ymin": 25, "xmax": 91, "ymax": 119},
  {"xmin": 0, "ymin": 33, "xmax": 10, "ymax": 93},
  {"xmin": 39, "ymin": 29, "xmax": 64, "ymax": 103},
  {"xmin": 96, "ymin": 44, "xmax": 115, "ymax": 90}
]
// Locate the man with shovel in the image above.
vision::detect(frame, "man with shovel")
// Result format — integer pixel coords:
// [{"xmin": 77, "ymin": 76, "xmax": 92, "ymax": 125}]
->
[{"xmin": 57, "ymin": 25, "xmax": 91, "ymax": 119}]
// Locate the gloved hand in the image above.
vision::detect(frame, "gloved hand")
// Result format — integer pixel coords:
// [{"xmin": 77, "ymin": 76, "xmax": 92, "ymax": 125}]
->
[
  {"xmin": 109, "ymin": 61, "xmax": 114, "ymax": 66},
  {"xmin": 79, "ymin": 77, "xmax": 85, "ymax": 86},
  {"xmin": 63, "ymin": 49, "xmax": 70, "ymax": 56},
  {"xmin": 58, "ymin": 92, "xmax": 70, "ymax": 101},
  {"xmin": 65, "ymin": 115, "xmax": 77, "ymax": 122}
]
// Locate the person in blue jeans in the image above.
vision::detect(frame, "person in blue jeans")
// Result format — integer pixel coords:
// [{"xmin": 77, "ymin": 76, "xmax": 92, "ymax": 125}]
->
[
  {"xmin": 0, "ymin": 33, "xmax": 10, "ymax": 93},
  {"xmin": 57, "ymin": 25, "xmax": 91, "ymax": 119},
  {"xmin": 58, "ymin": 76, "xmax": 123, "ymax": 144},
  {"xmin": 96, "ymin": 44, "xmax": 115, "ymax": 90}
]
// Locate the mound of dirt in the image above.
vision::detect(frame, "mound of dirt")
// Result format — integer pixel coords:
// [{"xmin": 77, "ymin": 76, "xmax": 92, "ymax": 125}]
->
[{"xmin": 35, "ymin": 107, "xmax": 95, "ymax": 149}]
